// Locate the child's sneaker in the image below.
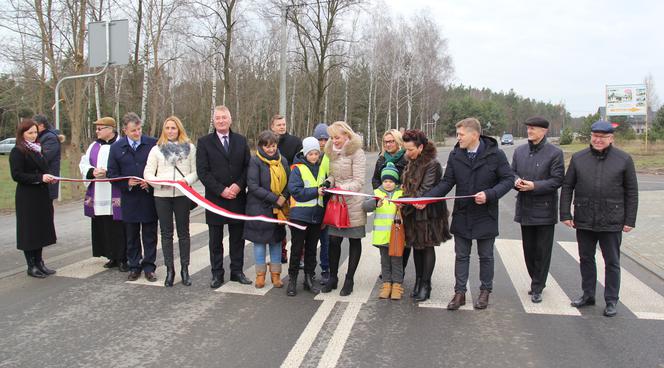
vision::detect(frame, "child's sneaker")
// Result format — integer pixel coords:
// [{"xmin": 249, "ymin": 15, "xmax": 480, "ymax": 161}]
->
[
  {"xmin": 379, "ymin": 282, "xmax": 392, "ymax": 299},
  {"xmin": 391, "ymin": 283, "xmax": 404, "ymax": 300}
]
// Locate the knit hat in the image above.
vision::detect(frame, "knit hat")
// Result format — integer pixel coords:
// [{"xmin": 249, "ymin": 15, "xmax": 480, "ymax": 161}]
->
[
  {"xmin": 313, "ymin": 123, "xmax": 329, "ymax": 140},
  {"xmin": 381, "ymin": 162, "xmax": 400, "ymax": 184},
  {"xmin": 302, "ymin": 137, "xmax": 320, "ymax": 157}
]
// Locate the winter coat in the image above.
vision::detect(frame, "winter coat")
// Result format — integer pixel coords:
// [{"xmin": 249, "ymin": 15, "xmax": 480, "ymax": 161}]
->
[
  {"xmin": 37, "ymin": 128, "xmax": 61, "ymax": 199},
  {"xmin": 324, "ymin": 133, "xmax": 367, "ymax": 228},
  {"xmin": 511, "ymin": 138, "xmax": 565, "ymax": 226},
  {"xmin": 560, "ymin": 144, "xmax": 638, "ymax": 232},
  {"xmin": 107, "ymin": 135, "xmax": 158, "ymax": 223},
  {"xmin": 287, "ymin": 152, "xmax": 325, "ymax": 224},
  {"xmin": 196, "ymin": 130, "xmax": 251, "ymax": 225},
  {"xmin": 426, "ymin": 136, "xmax": 514, "ymax": 239},
  {"xmin": 371, "ymin": 151, "xmax": 408, "ymax": 189},
  {"xmin": 9, "ymin": 147, "xmax": 57, "ymax": 250},
  {"xmin": 143, "ymin": 142, "xmax": 198, "ymax": 197},
  {"xmin": 243, "ymin": 153, "xmax": 290, "ymax": 243},
  {"xmin": 400, "ymin": 142, "xmax": 451, "ymax": 248},
  {"xmin": 278, "ymin": 132, "xmax": 303, "ymax": 166}
]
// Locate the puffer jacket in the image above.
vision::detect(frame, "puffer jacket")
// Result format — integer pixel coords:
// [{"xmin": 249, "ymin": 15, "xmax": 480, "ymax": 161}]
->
[
  {"xmin": 324, "ymin": 133, "xmax": 367, "ymax": 227},
  {"xmin": 144, "ymin": 142, "xmax": 198, "ymax": 197},
  {"xmin": 288, "ymin": 152, "xmax": 325, "ymax": 224}
]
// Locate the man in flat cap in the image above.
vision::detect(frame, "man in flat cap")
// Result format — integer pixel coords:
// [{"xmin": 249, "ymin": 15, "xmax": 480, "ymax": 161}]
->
[
  {"xmin": 79, "ymin": 117, "xmax": 127, "ymax": 271},
  {"xmin": 512, "ymin": 116, "xmax": 564, "ymax": 303},
  {"xmin": 560, "ymin": 120, "xmax": 638, "ymax": 317}
]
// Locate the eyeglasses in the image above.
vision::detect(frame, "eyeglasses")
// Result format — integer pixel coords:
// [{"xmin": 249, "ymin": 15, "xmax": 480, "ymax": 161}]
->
[
  {"xmin": 383, "ymin": 140, "xmax": 396, "ymax": 144},
  {"xmin": 591, "ymin": 134, "xmax": 612, "ymax": 140},
  {"xmin": 95, "ymin": 126, "xmax": 111, "ymax": 131}
]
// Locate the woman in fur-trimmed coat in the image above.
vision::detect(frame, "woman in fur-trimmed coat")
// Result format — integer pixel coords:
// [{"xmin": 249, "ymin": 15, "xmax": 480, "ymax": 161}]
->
[{"xmin": 400, "ymin": 129, "xmax": 451, "ymax": 301}]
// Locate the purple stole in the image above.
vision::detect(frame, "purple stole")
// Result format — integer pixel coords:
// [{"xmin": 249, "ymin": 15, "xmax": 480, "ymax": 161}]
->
[{"xmin": 83, "ymin": 142, "xmax": 122, "ymax": 220}]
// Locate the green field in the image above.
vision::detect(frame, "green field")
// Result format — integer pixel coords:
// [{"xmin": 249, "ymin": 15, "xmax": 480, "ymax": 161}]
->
[{"xmin": 561, "ymin": 140, "xmax": 664, "ymax": 174}]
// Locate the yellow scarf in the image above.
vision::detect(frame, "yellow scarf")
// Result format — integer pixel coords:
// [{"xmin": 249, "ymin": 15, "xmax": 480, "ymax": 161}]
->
[{"xmin": 256, "ymin": 151, "xmax": 289, "ymax": 220}]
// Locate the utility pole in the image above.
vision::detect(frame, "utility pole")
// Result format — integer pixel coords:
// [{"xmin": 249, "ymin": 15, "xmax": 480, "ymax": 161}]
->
[{"xmin": 279, "ymin": 6, "xmax": 288, "ymax": 117}]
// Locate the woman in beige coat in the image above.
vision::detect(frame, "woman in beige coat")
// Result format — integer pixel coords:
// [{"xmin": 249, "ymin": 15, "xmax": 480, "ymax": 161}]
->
[{"xmin": 320, "ymin": 121, "xmax": 366, "ymax": 296}]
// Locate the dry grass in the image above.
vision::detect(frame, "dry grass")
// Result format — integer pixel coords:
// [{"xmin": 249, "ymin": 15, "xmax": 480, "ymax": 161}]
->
[{"xmin": 560, "ymin": 140, "xmax": 664, "ymax": 174}]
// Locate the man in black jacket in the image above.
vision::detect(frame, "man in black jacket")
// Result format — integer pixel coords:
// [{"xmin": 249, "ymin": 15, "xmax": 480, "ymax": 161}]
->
[
  {"xmin": 560, "ymin": 120, "xmax": 638, "ymax": 317},
  {"xmin": 422, "ymin": 118, "xmax": 514, "ymax": 310},
  {"xmin": 512, "ymin": 116, "xmax": 564, "ymax": 303},
  {"xmin": 34, "ymin": 115, "xmax": 61, "ymax": 200},
  {"xmin": 197, "ymin": 105, "xmax": 252, "ymax": 288}
]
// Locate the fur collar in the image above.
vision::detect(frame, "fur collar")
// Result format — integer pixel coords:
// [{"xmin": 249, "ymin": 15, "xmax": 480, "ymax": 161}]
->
[{"xmin": 324, "ymin": 133, "xmax": 363, "ymax": 159}]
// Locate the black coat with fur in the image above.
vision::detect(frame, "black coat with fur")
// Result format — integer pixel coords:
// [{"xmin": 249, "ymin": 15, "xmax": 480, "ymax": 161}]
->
[{"xmin": 401, "ymin": 142, "xmax": 452, "ymax": 248}]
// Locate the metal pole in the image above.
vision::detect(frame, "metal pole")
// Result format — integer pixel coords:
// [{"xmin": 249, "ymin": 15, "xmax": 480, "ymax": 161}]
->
[{"xmin": 279, "ymin": 6, "xmax": 288, "ymax": 117}]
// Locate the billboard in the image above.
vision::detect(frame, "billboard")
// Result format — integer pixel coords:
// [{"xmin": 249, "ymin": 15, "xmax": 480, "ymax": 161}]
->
[{"xmin": 606, "ymin": 84, "xmax": 647, "ymax": 116}]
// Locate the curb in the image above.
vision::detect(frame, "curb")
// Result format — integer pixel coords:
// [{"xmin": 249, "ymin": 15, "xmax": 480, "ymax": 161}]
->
[{"xmin": 621, "ymin": 245, "xmax": 664, "ymax": 281}]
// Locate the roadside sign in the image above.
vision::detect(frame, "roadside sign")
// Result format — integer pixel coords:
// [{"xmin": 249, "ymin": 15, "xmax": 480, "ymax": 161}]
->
[
  {"xmin": 606, "ymin": 84, "xmax": 647, "ymax": 116},
  {"xmin": 88, "ymin": 19, "xmax": 129, "ymax": 67}
]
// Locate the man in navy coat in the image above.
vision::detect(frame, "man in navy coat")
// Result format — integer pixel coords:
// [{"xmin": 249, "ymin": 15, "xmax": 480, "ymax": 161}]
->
[
  {"xmin": 108, "ymin": 112, "xmax": 159, "ymax": 282},
  {"xmin": 196, "ymin": 105, "xmax": 252, "ymax": 288}
]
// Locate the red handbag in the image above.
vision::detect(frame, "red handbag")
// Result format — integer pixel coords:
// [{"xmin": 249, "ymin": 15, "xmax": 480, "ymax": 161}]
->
[{"xmin": 323, "ymin": 195, "xmax": 351, "ymax": 228}]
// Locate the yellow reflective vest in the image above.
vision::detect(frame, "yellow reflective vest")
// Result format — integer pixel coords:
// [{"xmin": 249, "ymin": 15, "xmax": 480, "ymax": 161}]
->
[
  {"xmin": 372, "ymin": 188, "xmax": 403, "ymax": 245},
  {"xmin": 291, "ymin": 163, "xmax": 326, "ymax": 208}
]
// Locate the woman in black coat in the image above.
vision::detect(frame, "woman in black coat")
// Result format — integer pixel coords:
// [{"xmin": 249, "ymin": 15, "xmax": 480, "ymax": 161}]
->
[
  {"xmin": 243, "ymin": 131, "xmax": 290, "ymax": 288},
  {"xmin": 9, "ymin": 120, "xmax": 58, "ymax": 278}
]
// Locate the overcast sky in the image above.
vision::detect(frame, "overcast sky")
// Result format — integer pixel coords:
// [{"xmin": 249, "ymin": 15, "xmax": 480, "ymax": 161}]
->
[{"xmin": 388, "ymin": 0, "xmax": 663, "ymax": 117}]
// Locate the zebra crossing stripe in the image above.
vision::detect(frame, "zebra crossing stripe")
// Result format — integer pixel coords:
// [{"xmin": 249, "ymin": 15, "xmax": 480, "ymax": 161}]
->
[
  {"xmin": 559, "ymin": 241, "xmax": 664, "ymax": 320},
  {"xmin": 495, "ymin": 239, "xmax": 580, "ymax": 316},
  {"xmin": 418, "ymin": 239, "xmax": 474, "ymax": 310},
  {"xmin": 316, "ymin": 302, "xmax": 363, "ymax": 368}
]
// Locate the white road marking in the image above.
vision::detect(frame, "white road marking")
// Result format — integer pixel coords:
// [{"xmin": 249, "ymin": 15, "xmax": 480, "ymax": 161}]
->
[
  {"xmin": 280, "ymin": 299, "xmax": 336, "ymax": 368},
  {"xmin": 495, "ymin": 239, "xmax": 580, "ymax": 316},
  {"xmin": 559, "ymin": 241, "xmax": 664, "ymax": 320},
  {"xmin": 217, "ymin": 242, "xmax": 292, "ymax": 296},
  {"xmin": 316, "ymin": 302, "xmax": 363, "ymax": 368},
  {"xmin": 418, "ymin": 238, "xmax": 474, "ymax": 310}
]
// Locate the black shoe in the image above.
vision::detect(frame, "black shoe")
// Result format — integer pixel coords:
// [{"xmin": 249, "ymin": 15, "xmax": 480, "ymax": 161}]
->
[
  {"xmin": 320, "ymin": 271, "xmax": 330, "ymax": 286},
  {"xmin": 164, "ymin": 267, "xmax": 175, "ymax": 287},
  {"xmin": 230, "ymin": 272, "xmax": 252, "ymax": 285},
  {"xmin": 103, "ymin": 259, "xmax": 118, "ymax": 269},
  {"xmin": 531, "ymin": 292, "xmax": 542, "ymax": 303},
  {"xmin": 415, "ymin": 280, "xmax": 431, "ymax": 302},
  {"xmin": 210, "ymin": 274, "xmax": 224, "ymax": 289},
  {"xmin": 37, "ymin": 260, "xmax": 56, "ymax": 275},
  {"xmin": 571, "ymin": 295, "xmax": 596, "ymax": 308},
  {"xmin": 118, "ymin": 261, "xmax": 129, "ymax": 272},
  {"xmin": 603, "ymin": 302, "xmax": 617, "ymax": 317},
  {"xmin": 127, "ymin": 271, "xmax": 141, "ymax": 281},
  {"xmin": 145, "ymin": 271, "xmax": 157, "ymax": 282},
  {"xmin": 287, "ymin": 276, "xmax": 297, "ymax": 296},
  {"xmin": 27, "ymin": 266, "xmax": 47, "ymax": 279},
  {"xmin": 181, "ymin": 266, "xmax": 192, "ymax": 286},
  {"xmin": 321, "ymin": 276, "xmax": 338, "ymax": 293},
  {"xmin": 339, "ymin": 278, "xmax": 354, "ymax": 296},
  {"xmin": 527, "ymin": 290, "xmax": 533, "ymax": 295},
  {"xmin": 303, "ymin": 274, "xmax": 320, "ymax": 294},
  {"xmin": 410, "ymin": 277, "xmax": 422, "ymax": 298}
]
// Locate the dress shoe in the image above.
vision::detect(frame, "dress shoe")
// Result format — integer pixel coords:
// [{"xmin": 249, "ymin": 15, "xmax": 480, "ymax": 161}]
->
[
  {"xmin": 603, "ymin": 302, "xmax": 617, "ymax": 317},
  {"xmin": 321, "ymin": 276, "xmax": 338, "ymax": 293},
  {"xmin": 181, "ymin": 266, "xmax": 192, "ymax": 286},
  {"xmin": 339, "ymin": 278, "xmax": 354, "ymax": 296},
  {"xmin": 27, "ymin": 266, "xmax": 47, "ymax": 279},
  {"xmin": 230, "ymin": 272, "xmax": 252, "ymax": 285},
  {"xmin": 118, "ymin": 261, "xmax": 129, "ymax": 272},
  {"xmin": 210, "ymin": 275, "xmax": 224, "ymax": 289},
  {"xmin": 37, "ymin": 260, "xmax": 56, "ymax": 275},
  {"xmin": 164, "ymin": 267, "xmax": 175, "ymax": 287},
  {"xmin": 319, "ymin": 271, "xmax": 330, "ymax": 286},
  {"xmin": 474, "ymin": 290, "xmax": 491, "ymax": 309},
  {"xmin": 414, "ymin": 280, "xmax": 431, "ymax": 302},
  {"xmin": 127, "ymin": 271, "xmax": 141, "ymax": 281},
  {"xmin": 571, "ymin": 295, "xmax": 595, "ymax": 308},
  {"xmin": 410, "ymin": 277, "xmax": 422, "ymax": 298},
  {"xmin": 447, "ymin": 292, "xmax": 466, "ymax": 310},
  {"xmin": 103, "ymin": 259, "xmax": 118, "ymax": 268},
  {"xmin": 145, "ymin": 271, "xmax": 157, "ymax": 282},
  {"xmin": 531, "ymin": 292, "xmax": 542, "ymax": 303},
  {"xmin": 287, "ymin": 277, "xmax": 297, "ymax": 296},
  {"xmin": 303, "ymin": 274, "xmax": 320, "ymax": 294}
]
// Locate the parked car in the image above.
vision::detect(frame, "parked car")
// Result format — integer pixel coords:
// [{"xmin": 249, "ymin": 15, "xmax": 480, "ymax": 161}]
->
[
  {"xmin": 501, "ymin": 133, "xmax": 514, "ymax": 145},
  {"xmin": 0, "ymin": 138, "xmax": 16, "ymax": 155}
]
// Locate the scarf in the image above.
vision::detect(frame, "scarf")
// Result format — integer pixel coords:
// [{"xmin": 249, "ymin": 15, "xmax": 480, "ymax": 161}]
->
[
  {"xmin": 256, "ymin": 149, "xmax": 289, "ymax": 221},
  {"xmin": 25, "ymin": 141, "xmax": 42, "ymax": 154},
  {"xmin": 383, "ymin": 148, "xmax": 405, "ymax": 164},
  {"xmin": 160, "ymin": 141, "xmax": 191, "ymax": 165}
]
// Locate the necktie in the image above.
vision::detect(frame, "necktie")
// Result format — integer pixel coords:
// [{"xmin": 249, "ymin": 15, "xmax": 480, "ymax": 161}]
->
[
  {"xmin": 467, "ymin": 151, "xmax": 477, "ymax": 161},
  {"xmin": 132, "ymin": 141, "xmax": 138, "ymax": 151},
  {"xmin": 222, "ymin": 136, "xmax": 229, "ymax": 152}
]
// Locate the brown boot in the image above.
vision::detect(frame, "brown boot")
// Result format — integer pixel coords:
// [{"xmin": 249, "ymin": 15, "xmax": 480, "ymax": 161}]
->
[
  {"xmin": 390, "ymin": 283, "xmax": 404, "ymax": 300},
  {"xmin": 379, "ymin": 282, "xmax": 392, "ymax": 299},
  {"xmin": 269, "ymin": 263, "xmax": 283, "ymax": 288},
  {"xmin": 255, "ymin": 264, "xmax": 267, "ymax": 289},
  {"xmin": 474, "ymin": 289, "xmax": 490, "ymax": 309},
  {"xmin": 447, "ymin": 292, "xmax": 466, "ymax": 310}
]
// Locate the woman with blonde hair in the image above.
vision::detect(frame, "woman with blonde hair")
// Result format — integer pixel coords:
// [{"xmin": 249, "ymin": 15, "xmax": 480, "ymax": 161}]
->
[
  {"xmin": 372, "ymin": 129, "xmax": 407, "ymax": 189},
  {"xmin": 144, "ymin": 116, "xmax": 198, "ymax": 287},
  {"xmin": 320, "ymin": 121, "xmax": 366, "ymax": 296}
]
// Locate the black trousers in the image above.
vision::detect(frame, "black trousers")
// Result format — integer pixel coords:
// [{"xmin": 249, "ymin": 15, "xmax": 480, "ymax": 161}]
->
[
  {"xmin": 289, "ymin": 221, "xmax": 321, "ymax": 277},
  {"xmin": 155, "ymin": 197, "xmax": 191, "ymax": 268},
  {"xmin": 576, "ymin": 229, "xmax": 622, "ymax": 303},
  {"xmin": 521, "ymin": 224, "xmax": 555, "ymax": 293},
  {"xmin": 125, "ymin": 222, "xmax": 158, "ymax": 273},
  {"xmin": 208, "ymin": 222, "xmax": 245, "ymax": 276}
]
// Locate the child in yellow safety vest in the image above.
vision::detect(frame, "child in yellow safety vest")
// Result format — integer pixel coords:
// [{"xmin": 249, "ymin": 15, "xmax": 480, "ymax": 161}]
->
[{"xmin": 361, "ymin": 162, "xmax": 405, "ymax": 300}]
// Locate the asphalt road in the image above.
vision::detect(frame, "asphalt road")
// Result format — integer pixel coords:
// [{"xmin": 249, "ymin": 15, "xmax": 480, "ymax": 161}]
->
[{"xmin": 1, "ymin": 139, "xmax": 663, "ymax": 368}]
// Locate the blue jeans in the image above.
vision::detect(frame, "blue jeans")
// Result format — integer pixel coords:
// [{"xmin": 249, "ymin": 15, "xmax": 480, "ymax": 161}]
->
[
  {"xmin": 319, "ymin": 226, "xmax": 329, "ymax": 271},
  {"xmin": 254, "ymin": 242, "xmax": 282, "ymax": 265}
]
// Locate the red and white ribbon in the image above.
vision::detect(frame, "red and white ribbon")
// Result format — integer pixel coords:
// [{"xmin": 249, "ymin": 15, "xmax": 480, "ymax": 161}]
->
[
  {"xmin": 323, "ymin": 187, "xmax": 477, "ymax": 204},
  {"xmin": 56, "ymin": 176, "xmax": 307, "ymax": 230}
]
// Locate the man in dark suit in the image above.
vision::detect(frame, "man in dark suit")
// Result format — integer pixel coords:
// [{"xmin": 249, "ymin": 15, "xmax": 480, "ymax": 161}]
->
[
  {"xmin": 107, "ymin": 112, "xmax": 159, "ymax": 282},
  {"xmin": 197, "ymin": 105, "xmax": 252, "ymax": 288}
]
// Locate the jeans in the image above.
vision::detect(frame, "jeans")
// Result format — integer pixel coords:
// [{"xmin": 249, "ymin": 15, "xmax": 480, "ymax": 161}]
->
[
  {"xmin": 254, "ymin": 242, "xmax": 282, "ymax": 266},
  {"xmin": 454, "ymin": 236, "xmax": 495, "ymax": 292},
  {"xmin": 319, "ymin": 226, "xmax": 330, "ymax": 271},
  {"xmin": 155, "ymin": 196, "xmax": 191, "ymax": 268}
]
